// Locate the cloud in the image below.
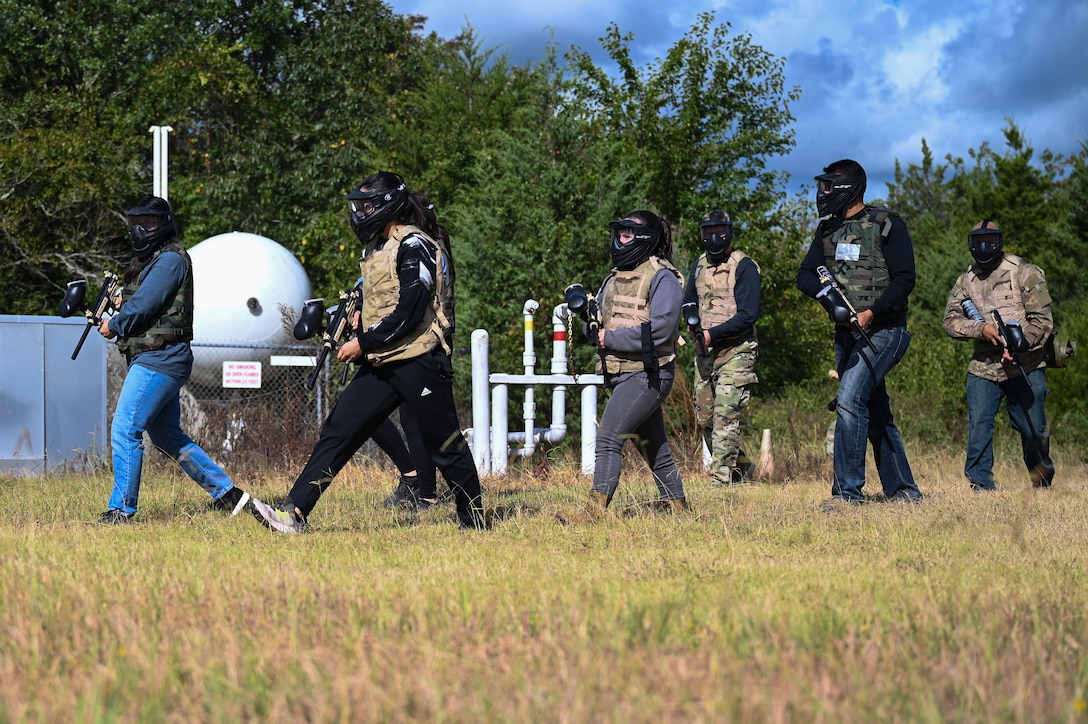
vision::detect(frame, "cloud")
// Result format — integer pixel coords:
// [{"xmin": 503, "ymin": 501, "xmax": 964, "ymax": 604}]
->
[{"xmin": 387, "ymin": 0, "xmax": 1088, "ymax": 198}]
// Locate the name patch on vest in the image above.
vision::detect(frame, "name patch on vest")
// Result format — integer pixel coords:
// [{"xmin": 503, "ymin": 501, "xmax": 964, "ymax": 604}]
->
[{"xmin": 836, "ymin": 243, "xmax": 861, "ymax": 262}]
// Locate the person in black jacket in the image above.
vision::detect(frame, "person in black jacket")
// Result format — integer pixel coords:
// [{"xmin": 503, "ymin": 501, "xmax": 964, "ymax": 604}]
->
[
  {"xmin": 796, "ymin": 159, "xmax": 923, "ymax": 509},
  {"xmin": 250, "ymin": 173, "xmax": 484, "ymax": 532}
]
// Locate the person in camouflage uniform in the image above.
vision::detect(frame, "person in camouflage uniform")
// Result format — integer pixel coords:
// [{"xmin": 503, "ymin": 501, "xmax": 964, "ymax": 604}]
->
[
  {"xmin": 942, "ymin": 220, "xmax": 1055, "ymax": 490},
  {"xmin": 683, "ymin": 209, "xmax": 761, "ymax": 486}
]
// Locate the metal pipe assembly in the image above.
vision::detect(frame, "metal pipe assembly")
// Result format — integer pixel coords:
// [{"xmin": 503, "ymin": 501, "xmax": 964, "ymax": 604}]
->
[{"xmin": 468, "ymin": 301, "xmax": 603, "ymax": 476}]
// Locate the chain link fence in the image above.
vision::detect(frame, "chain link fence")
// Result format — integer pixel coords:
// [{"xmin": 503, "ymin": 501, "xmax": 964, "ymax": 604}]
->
[{"xmin": 105, "ymin": 340, "xmax": 386, "ymax": 474}]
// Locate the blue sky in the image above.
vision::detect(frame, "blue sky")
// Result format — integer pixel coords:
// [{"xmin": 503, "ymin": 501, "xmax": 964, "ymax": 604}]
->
[{"xmin": 384, "ymin": 0, "xmax": 1087, "ymax": 202}]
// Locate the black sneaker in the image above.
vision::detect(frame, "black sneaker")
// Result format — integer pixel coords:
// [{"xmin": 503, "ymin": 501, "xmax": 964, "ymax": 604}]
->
[
  {"xmin": 382, "ymin": 475, "xmax": 420, "ymax": 509},
  {"xmin": 209, "ymin": 487, "xmax": 251, "ymax": 515},
  {"xmin": 93, "ymin": 509, "xmax": 134, "ymax": 525},
  {"xmin": 413, "ymin": 498, "xmax": 438, "ymax": 513},
  {"xmin": 457, "ymin": 506, "xmax": 487, "ymax": 531}
]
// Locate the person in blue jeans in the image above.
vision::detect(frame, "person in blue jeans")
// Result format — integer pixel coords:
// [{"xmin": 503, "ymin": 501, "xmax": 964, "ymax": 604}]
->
[
  {"xmin": 942, "ymin": 220, "xmax": 1055, "ymax": 490},
  {"xmin": 95, "ymin": 196, "xmax": 251, "ymax": 524},
  {"xmin": 796, "ymin": 159, "xmax": 923, "ymax": 508}
]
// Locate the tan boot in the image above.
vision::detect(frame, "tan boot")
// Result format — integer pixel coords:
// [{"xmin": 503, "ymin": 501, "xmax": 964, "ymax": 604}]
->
[
  {"xmin": 665, "ymin": 497, "xmax": 692, "ymax": 514},
  {"xmin": 557, "ymin": 490, "xmax": 609, "ymax": 525}
]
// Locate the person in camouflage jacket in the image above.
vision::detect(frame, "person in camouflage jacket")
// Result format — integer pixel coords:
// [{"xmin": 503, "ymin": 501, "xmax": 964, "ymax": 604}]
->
[
  {"xmin": 943, "ymin": 220, "xmax": 1055, "ymax": 490},
  {"xmin": 683, "ymin": 209, "xmax": 761, "ymax": 486}
]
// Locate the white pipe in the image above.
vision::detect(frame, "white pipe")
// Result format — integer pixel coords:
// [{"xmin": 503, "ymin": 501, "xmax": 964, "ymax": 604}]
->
[
  {"xmin": 470, "ymin": 329, "xmax": 491, "ymax": 474},
  {"xmin": 547, "ymin": 303, "xmax": 568, "ymax": 443},
  {"xmin": 581, "ymin": 385, "xmax": 598, "ymax": 476},
  {"xmin": 159, "ymin": 125, "xmax": 171, "ymax": 200},
  {"xmin": 519, "ymin": 300, "xmax": 539, "ymax": 458},
  {"xmin": 551, "ymin": 303, "xmax": 569, "ymax": 374},
  {"xmin": 491, "ymin": 383, "xmax": 509, "ymax": 475},
  {"xmin": 149, "ymin": 125, "xmax": 173, "ymax": 200},
  {"xmin": 150, "ymin": 127, "xmax": 161, "ymax": 198},
  {"xmin": 469, "ymin": 315, "xmax": 605, "ymax": 475}
]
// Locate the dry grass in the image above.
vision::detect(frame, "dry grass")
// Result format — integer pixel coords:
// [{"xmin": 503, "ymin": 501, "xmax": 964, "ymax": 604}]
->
[{"xmin": 2, "ymin": 447, "xmax": 1087, "ymax": 722}]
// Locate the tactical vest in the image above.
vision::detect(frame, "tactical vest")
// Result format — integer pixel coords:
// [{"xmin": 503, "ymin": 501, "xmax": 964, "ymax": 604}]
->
[
  {"xmin": 820, "ymin": 206, "xmax": 904, "ymax": 316},
  {"xmin": 597, "ymin": 256, "xmax": 683, "ymax": 374},
  {"xmin": 116, "ymin": 241, "xmax": 194, "ymax": 357},
  {"xmin": 358, "ymin": 224, "xmax": 451, "ymax": 366},
  {"xmin": 694, "ymin": 249, "xmax": 759, "ymax": 345},
  {"xmin": 963, "ymin": 254, "xmax": 1049, "ymax": 378}
]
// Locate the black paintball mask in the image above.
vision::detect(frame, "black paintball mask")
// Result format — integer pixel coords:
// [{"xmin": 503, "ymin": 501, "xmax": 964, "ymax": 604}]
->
[
  {"xmin": 699, "ymin": 209, "xmax": 733, "ymax": 265},
  {"xmin": 968, "ymin": 220, "xmax": 1004, "ymax": 272},
  {"xmin": 126, "ymin": 197, "xmax": 176, "ymax": 261},
  {"xmin": 815, "ymin": 172, "xmax": 864, "ymax": 218},
  {"xmin": 608, "ymin": 218, "xmax": 661, "ymax": 271},
  {"xmin": 345, "ymin": 177, "xmax": 410, "ymax": 248}
]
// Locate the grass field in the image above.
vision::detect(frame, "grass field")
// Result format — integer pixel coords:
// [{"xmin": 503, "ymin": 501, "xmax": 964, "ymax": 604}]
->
[{"xmin": 2, "ymin": 446, "xmax": 1087, "ymax": 722}]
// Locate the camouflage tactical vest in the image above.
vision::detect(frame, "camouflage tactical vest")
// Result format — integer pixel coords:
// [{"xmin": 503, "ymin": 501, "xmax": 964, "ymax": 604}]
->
[
  {"xmin": 597, "ymin": 256, "xmax": 683, "ymax": 374},
  {"xmin": 358, "ymin": 224, "xmax": 451, "ymax": 366},
  {"xmin": 820, "ymin": 206, "xmax": 903, "ymax": 315},
  {"xmin": 694, "ymin": 249, "xmax": 759, "ymax": 343},
  {"xmin": 116, "ymin": 241, "xmax": 194, "ymax": 357},
  {"xmin": 964, "ymin": 254, "xmax": 1050, "ymax": 378}
]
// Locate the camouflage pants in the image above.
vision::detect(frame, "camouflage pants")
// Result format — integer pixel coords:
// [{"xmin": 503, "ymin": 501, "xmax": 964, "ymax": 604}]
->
[{"xmin": 694, "ymin": 342, "xmax": 757, "ymax": 485}]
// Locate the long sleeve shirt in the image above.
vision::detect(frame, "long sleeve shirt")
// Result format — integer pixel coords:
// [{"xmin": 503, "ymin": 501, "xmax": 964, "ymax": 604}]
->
[
  {"xmin": 108, "ymin": 251, "xmax": 193, "ymax": 379},
  {"xmin": 683, "ymin": 255, "xmax": 761, "ymax": 345}
]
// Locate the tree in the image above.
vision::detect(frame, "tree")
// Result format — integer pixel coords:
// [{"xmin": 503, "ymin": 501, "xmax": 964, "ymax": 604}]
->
[{"xmin": 564, "ymin": 12, "xmax": 798, "ymax": 258}]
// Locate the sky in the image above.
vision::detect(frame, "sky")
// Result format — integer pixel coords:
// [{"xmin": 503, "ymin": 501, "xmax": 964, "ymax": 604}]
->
[{"xmin": 384, "ymin": 0, "xmax": 1087, "ymax": 202}]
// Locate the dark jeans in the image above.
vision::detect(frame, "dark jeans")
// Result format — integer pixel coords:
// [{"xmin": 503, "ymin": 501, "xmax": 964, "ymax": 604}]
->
[
  {"xmin": 288, "ymin": 351, "xmax": 481, "ymax": 524},
  {"xmin": 965, "ymin": 369, "xmax": 1050, "ymax": 488},
  {"xmin": 593, "ymin": 367, "xmax": 684, "ymax": 501},
  {"xmin": 832, "ymin": 325, "xmax": 920, "ymax": 502}
]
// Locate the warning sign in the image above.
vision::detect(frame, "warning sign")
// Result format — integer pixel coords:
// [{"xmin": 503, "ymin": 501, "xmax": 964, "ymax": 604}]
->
[{"xmin": 222, "ymin": 361, "xmax": 262, "ymax": 389}]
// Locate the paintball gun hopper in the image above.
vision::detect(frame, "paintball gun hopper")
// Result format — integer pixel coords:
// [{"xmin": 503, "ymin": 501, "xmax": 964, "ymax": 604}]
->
[{"xmin": 58, "ymin": 271, "xmax": 119, "ymax": 360}]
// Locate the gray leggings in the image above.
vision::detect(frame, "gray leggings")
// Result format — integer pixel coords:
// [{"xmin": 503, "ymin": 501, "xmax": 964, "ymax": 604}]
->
[{"xmin": 593, "ymin": 368, "xmax": 685, "ymax": 501}]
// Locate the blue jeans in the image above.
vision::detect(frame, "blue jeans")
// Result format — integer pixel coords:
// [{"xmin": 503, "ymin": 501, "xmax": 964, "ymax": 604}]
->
[
  {"xmin": 964, "ymin": 369, "xmax": 1050, "ymax": 489},
  {"xmin": 109, "ymin": 363, "xmax": 235, "ymax": 515},
  {"xmin": 832, "ymin": 325, "xmax": 920, "ymax": 502}
]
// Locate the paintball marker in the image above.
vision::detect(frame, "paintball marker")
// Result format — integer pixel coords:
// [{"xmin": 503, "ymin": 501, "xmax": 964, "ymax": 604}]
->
[
  {"xmin": 815, "ymin": 265, "xmax": 877, "ymax": 353},
  {"xmin": 564, "ymin": 283, "xmax": 602, "ymax": 343},
  {"xmin": 990, "ymin": 309, "xmax": 1030, "ymax": 379},
  {"xmin": 682, "ymin": 301, "xmax": 708, "ymax": 356},
  {"xmin": 57, "ymin": 271, "xmax": 120, "ymax": 360},
  {"xmin": 299, "ymin": 282, "xmax": 363, "ymax": 390}
]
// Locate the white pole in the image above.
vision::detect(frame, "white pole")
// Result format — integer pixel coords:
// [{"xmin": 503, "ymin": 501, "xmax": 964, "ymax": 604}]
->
[
  {"xmin": 470, "ymin": 329, "xmax": 491, "ymax": 474},
  {"xmin": 149, "ymin": 125, "xmax": 173, "ymax": 200},
  {"xmin": 150, "ymin": 126, "xmax": 161, "ymax": 198},
  {"xmin": 159, "ymin": 125, "xmax": 172, "ymax": 201},
  {"xmin": 492, "ymin": 383, "xmax": 509, "ymax": 475},
  {"xmin": 580, "ymin": 385, "xmax": 598, "ymax": 476},
  {"xmin": 548, "ymin": 304, "xmax": 568, "ymax": 441},
  {"xmin": 520, "ymin": 300, "xmax": 538, "ymax": 458}
]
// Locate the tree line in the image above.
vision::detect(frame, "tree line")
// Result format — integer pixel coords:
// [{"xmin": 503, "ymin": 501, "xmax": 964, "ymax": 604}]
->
[{"xmin": 3, "ymin": 0, "xmax": 1085, "ymax": 447}]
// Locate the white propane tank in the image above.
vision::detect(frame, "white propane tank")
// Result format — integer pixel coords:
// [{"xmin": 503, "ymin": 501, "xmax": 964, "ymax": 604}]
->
[{"xmin": 186, "ymin": 231, "xmax": 312, "ymax": 390}]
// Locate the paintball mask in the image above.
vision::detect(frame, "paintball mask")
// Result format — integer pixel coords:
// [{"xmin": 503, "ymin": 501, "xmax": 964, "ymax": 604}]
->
[
  {"xmin": 126, "ymin": 196, "xmax": 176, "ymax": 260},
  {"xmin": 968, "ymin": 220, "xmax": 1004, "ymax": 272},
  {"xmin": 346, "ymin": 178, "xmax": 410, "ymax": 247},
  {"xmin": 699, "ymin": 209, "xmax": 733, "ymax": 265},
  {"xmin": 608, "ymin": 218, "xmax": 661, "ymax": 270},
  {"xmin": 815, "ymin": 172, "xmax": 864, "ymax": 218}
]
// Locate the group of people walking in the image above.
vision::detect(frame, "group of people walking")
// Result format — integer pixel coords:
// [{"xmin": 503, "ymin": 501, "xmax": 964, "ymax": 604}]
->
[{"xmin": 91, "ymin": 157, "xmax": 1058, "ymax": 532}]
